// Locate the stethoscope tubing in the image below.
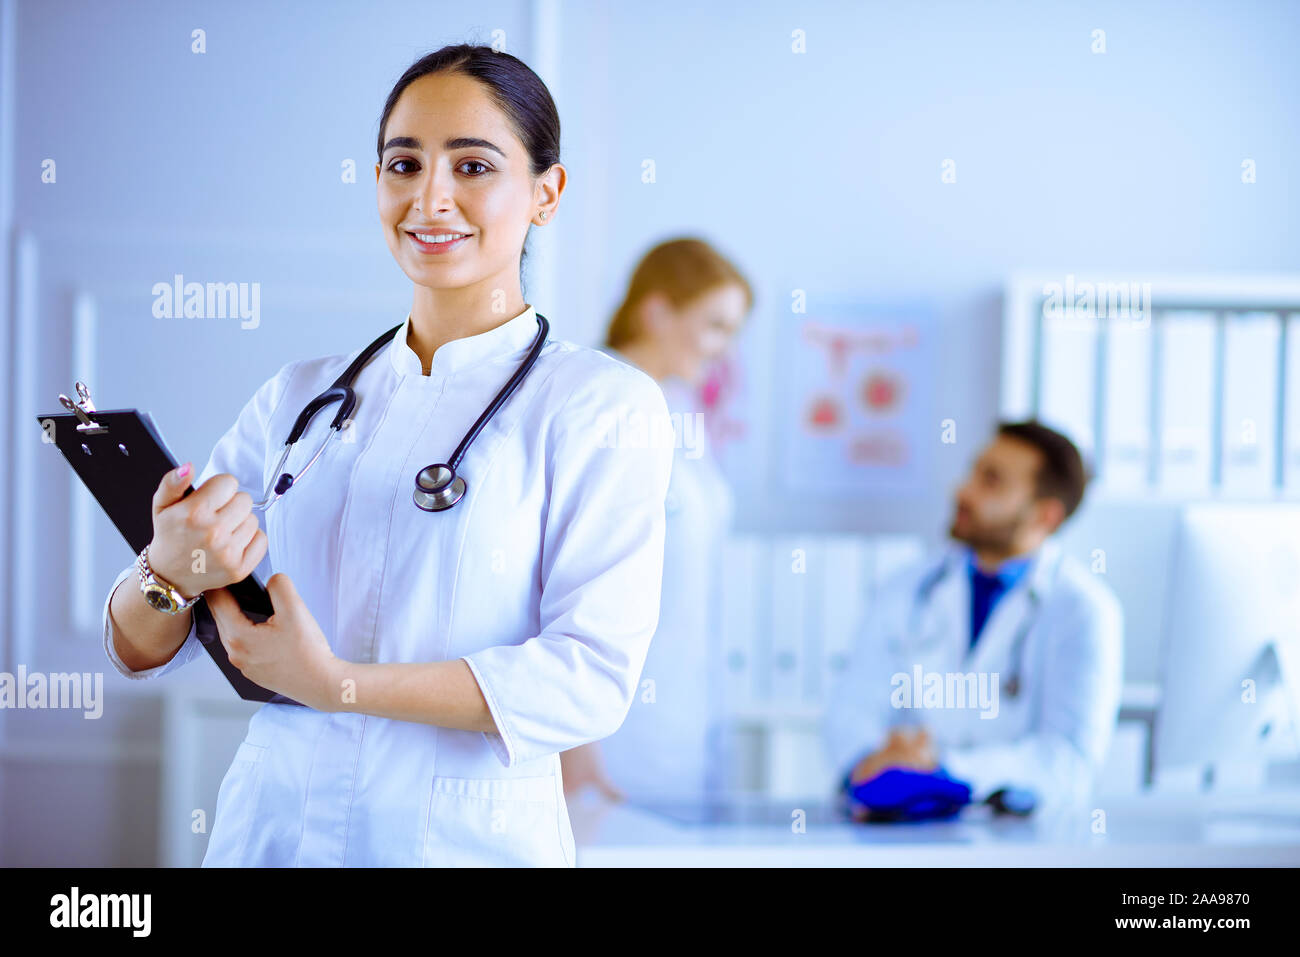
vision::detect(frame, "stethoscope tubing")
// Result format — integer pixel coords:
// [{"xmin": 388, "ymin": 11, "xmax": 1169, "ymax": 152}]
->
[
  {"xmin": 902, "ymin": 550, "xmax": 1056, "ymax": 699},
  {"xmin": 251, "ymin": 313, "xmax": 549, "ymax": 512}
]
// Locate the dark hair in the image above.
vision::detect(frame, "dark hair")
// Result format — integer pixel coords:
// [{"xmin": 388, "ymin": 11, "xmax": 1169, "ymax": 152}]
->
[
  {"xmin": 376, "ymin": 44, "xmax": 561, "ymax": 280},
  {"xmin": 997, "ymin": 420, "xmax": 1090, "ymax": 523}
]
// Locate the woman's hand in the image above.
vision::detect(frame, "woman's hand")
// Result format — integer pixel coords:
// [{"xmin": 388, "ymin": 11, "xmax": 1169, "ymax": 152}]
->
[
  {"xmin": 148, "ymin": 466, "xmax": 268, "ymax": 599},
  {"xmin": 206, "ymin": 573, "xmax": 343, "ymax": 712}
]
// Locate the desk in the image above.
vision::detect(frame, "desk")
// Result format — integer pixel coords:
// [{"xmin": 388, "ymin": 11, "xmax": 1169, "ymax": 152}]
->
[{"xmin": 569, "ymin": 790, "xmax": 1300, "ymax": 866}]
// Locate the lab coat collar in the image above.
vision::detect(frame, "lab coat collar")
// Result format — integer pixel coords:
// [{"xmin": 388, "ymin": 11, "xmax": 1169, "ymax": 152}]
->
[
  {"xmin": 965, "ymin": 546, "xmax": 1034, "ymax": 588},
  {"xmin": 939, "ymin": 535, "xmax": 1063, "ymax": 599},
  {"xmin": 388, "ymin": 304, "xmax": 540, "ymax": 378},
  {"xmin": 1024, "ymin": 537, "xmax": 1063, "ymax": 598}
]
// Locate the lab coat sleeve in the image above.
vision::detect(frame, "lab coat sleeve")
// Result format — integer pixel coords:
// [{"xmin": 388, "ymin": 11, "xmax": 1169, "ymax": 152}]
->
[
  {"xmin": 940, "ymin": 584, "xmax": 1124, "ymax": 807},
  {"xmin": 821, "ymin": 573, "xmax": 912, "ymax": 788},
  {"xmin": 101, "ymin": 359, "xmax": 303, "ymax": 680},
  {"xmin": 462, "ymin": 362, "xmax": 674, "ymax": 768}
]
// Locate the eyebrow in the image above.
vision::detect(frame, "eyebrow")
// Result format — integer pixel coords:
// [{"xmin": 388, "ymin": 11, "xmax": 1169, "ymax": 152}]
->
[{"xmin": 381, "ymin": 136, "xmax": 507, "ymax": 158}]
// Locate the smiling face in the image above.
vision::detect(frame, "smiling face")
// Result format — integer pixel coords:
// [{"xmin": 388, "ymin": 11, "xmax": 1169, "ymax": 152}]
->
[
  {"xmin": 646, "ymin": 283, "xmax": 749, "ymax": 383},
  {"xmin": 374, "ymin": 71, "xmax": 562, "ymax": 301}
]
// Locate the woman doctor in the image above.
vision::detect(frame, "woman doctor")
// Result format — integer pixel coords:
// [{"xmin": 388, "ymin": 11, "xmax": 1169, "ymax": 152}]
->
[
  {"xmin": 560, "ymin": 239, "xmax": 752, "ymax": 804},
  {"xmin": 101, "ymin": 44, "xmax": 674, "ymax": 867}
]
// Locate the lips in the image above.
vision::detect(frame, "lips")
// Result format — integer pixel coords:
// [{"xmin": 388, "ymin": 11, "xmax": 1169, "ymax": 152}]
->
[{"xmin": 406, "ymin": 231, "xmax": 471, "ymax": 254}]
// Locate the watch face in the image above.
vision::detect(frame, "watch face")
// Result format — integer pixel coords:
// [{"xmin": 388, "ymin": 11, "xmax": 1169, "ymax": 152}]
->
[{"xmin": 143, "ymin": 585, "xmax": 176, "ymax": 613}]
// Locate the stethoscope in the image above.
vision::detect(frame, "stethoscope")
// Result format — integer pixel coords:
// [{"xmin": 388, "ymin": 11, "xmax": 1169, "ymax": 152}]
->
[
  {"xmin": 902, "ymin": 549, "xmax": 1057, "ymax": 699},
  {"xmin": 250, "ymin": 313, "xmax": 549, "ymax": 513}
]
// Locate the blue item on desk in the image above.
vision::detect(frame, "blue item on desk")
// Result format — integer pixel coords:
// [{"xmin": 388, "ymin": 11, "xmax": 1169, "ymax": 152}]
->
[{"xmin": 848, "ymin": 767, "xmax": 973, "ymax": 822}]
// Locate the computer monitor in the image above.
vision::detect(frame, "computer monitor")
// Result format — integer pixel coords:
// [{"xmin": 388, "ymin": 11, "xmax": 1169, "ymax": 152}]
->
[{"xmin": 1154, "ymin": 505, "xmax": 1300, "ymax": 776}]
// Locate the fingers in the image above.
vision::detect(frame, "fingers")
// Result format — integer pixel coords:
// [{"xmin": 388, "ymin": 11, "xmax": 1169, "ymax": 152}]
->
[
  {"xmin": 200, "ymin": 482, "xmax": 259, "ymax": 580},
  {"xmin": 227, "ymin": 515, "xmax": 267, "ymax": 581},
  {"xmin": 207, "ymin": 587, "xmax": 258, "ymax": 658},
  {"xmin": 207, "ymin": 588, "xmax": 245, "ymax": 668},
  {"xmin": 184, "ymin": 473, "xmax": 241, "ymax": 519},
  {"xmin": 893, "ymin": 726, "xmax": 934, "ymax": 758},
  {"xmin": 238, "ymin": 528, "xmax": 269, "ymax": 580},
  {"xmin": 229, "ymin": 512, "xmax": 259, "ymax": 554},
  {"xmin": 205, "ymin": 585, "xmax": 234, "ymax": 617},
  {"xmin": 152, "ymin": 462, "xmax": 194, "ymax": 516},
  {"xmin": 901, "ymin": 726, "xmax": 937, "ymax": 765},
  {"xmin": 205, "ymin": 587, "xmax": 237, "ymax": 638},
  {"xmin": 852, "ymin": 753, "xmax": 886, "ymax": 785},
  {"xmin": 265, "ymin": 572, "xmax": 301, "ymax": 620},
  {"xmin": 213, "ymin": 486, "xmax": 254, "ymax": 534}
]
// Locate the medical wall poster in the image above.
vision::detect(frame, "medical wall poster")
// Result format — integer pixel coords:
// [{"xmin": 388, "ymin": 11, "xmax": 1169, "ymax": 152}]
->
[{"xmin": 781, "ymin": 310, "xmax": 934, "ymax": 494}]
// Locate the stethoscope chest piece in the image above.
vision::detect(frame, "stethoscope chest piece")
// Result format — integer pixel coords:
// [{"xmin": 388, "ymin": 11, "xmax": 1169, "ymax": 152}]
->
[
  {"xmin": 258, "ymin": 312, "xmax": 548, "ymax": 515},
  {"xmin": 414, "ymin": 464, "xmax": 466, "ymax": 512}
]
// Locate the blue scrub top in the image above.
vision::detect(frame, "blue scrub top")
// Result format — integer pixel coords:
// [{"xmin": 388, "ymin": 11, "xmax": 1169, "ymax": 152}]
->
[{"xmin": 966, "ymin": 547, "xmax": 1034, "ymax": 650}]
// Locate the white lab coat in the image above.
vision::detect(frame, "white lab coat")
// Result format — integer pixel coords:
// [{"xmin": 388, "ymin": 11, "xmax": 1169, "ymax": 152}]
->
[
  {"xmin": 101, "ymin": 305, "xmax": 674, "ymax": 866},
  {"xmin": 592, "ymin": 366, "xmax": 735, "ymax": 801},
  {"xmin": 822, "ymin": 539, "xmax": 1124, "ymax": 812}
]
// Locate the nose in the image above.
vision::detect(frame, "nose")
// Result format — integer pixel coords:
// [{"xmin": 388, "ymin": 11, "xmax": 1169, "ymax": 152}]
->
[{"xmin": 415, "ymin": 159, "xmax": 456, "ymax": 214}]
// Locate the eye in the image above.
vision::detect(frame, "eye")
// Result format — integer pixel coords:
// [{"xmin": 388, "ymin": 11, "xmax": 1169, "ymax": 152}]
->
[{"xmin": 384, "ymin": 157, "xmax": 493, "ymax": 177}]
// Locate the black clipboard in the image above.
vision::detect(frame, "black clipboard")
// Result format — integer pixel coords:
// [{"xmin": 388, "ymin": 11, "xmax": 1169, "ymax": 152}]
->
[{"xmin": 38, "ymin": 382, "xmax": 302, "ymax": 706}]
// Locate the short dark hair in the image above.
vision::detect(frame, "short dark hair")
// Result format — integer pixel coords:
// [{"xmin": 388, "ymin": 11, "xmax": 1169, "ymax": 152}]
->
[{"xmin": 996, "ymin": 420, "xmax": 1089, "ymax": 522}]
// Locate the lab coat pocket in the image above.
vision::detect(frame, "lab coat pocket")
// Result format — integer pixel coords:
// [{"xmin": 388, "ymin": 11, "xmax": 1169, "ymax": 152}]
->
[
  {"xmin": 423, "ymin": 774, "xmax": 570, "ymax": 868},
  {"xmin": 203, "ymin": 741, "xmax": 269, "ymax": 867}
]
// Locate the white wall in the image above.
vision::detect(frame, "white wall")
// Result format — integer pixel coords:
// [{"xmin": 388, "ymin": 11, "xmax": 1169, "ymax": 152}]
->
[{"xmin": 552, "ymin": 0, "xmax": 1300, "ymax": 535}]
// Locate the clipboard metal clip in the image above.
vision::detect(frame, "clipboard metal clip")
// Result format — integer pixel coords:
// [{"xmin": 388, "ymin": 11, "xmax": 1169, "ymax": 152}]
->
[{"xmin": 58, "ymin": 381, "xmax": 107, "ymax": 435}]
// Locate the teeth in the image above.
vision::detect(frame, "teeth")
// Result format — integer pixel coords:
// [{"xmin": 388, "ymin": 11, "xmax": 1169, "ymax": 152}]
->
[{"xmin": 413, "ymin": 232, "xmax": 467, "ymax": 244}]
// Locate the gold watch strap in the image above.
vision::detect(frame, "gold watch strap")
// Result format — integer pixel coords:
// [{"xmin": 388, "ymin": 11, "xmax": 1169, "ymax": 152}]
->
[{"xmin": 138, "ymin": 546, "xmax": 200, "ymax": 606}]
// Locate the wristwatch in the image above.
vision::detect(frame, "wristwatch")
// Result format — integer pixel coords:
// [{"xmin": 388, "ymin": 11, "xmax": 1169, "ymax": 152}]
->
[{"xmin": 136, "ymin": 545, "xmax": 201, "ymax": 615}]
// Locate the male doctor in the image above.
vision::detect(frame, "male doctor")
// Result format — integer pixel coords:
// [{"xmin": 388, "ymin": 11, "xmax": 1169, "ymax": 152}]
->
[{"xmin": 823, "ymin": 421, "xmax": 1123, "ymax": 815}]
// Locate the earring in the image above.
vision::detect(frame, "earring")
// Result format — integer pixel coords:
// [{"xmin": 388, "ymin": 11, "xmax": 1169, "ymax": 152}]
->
[{"xmin": 539, "ymin": 210, "xmax": 547, "ymax": 221}]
